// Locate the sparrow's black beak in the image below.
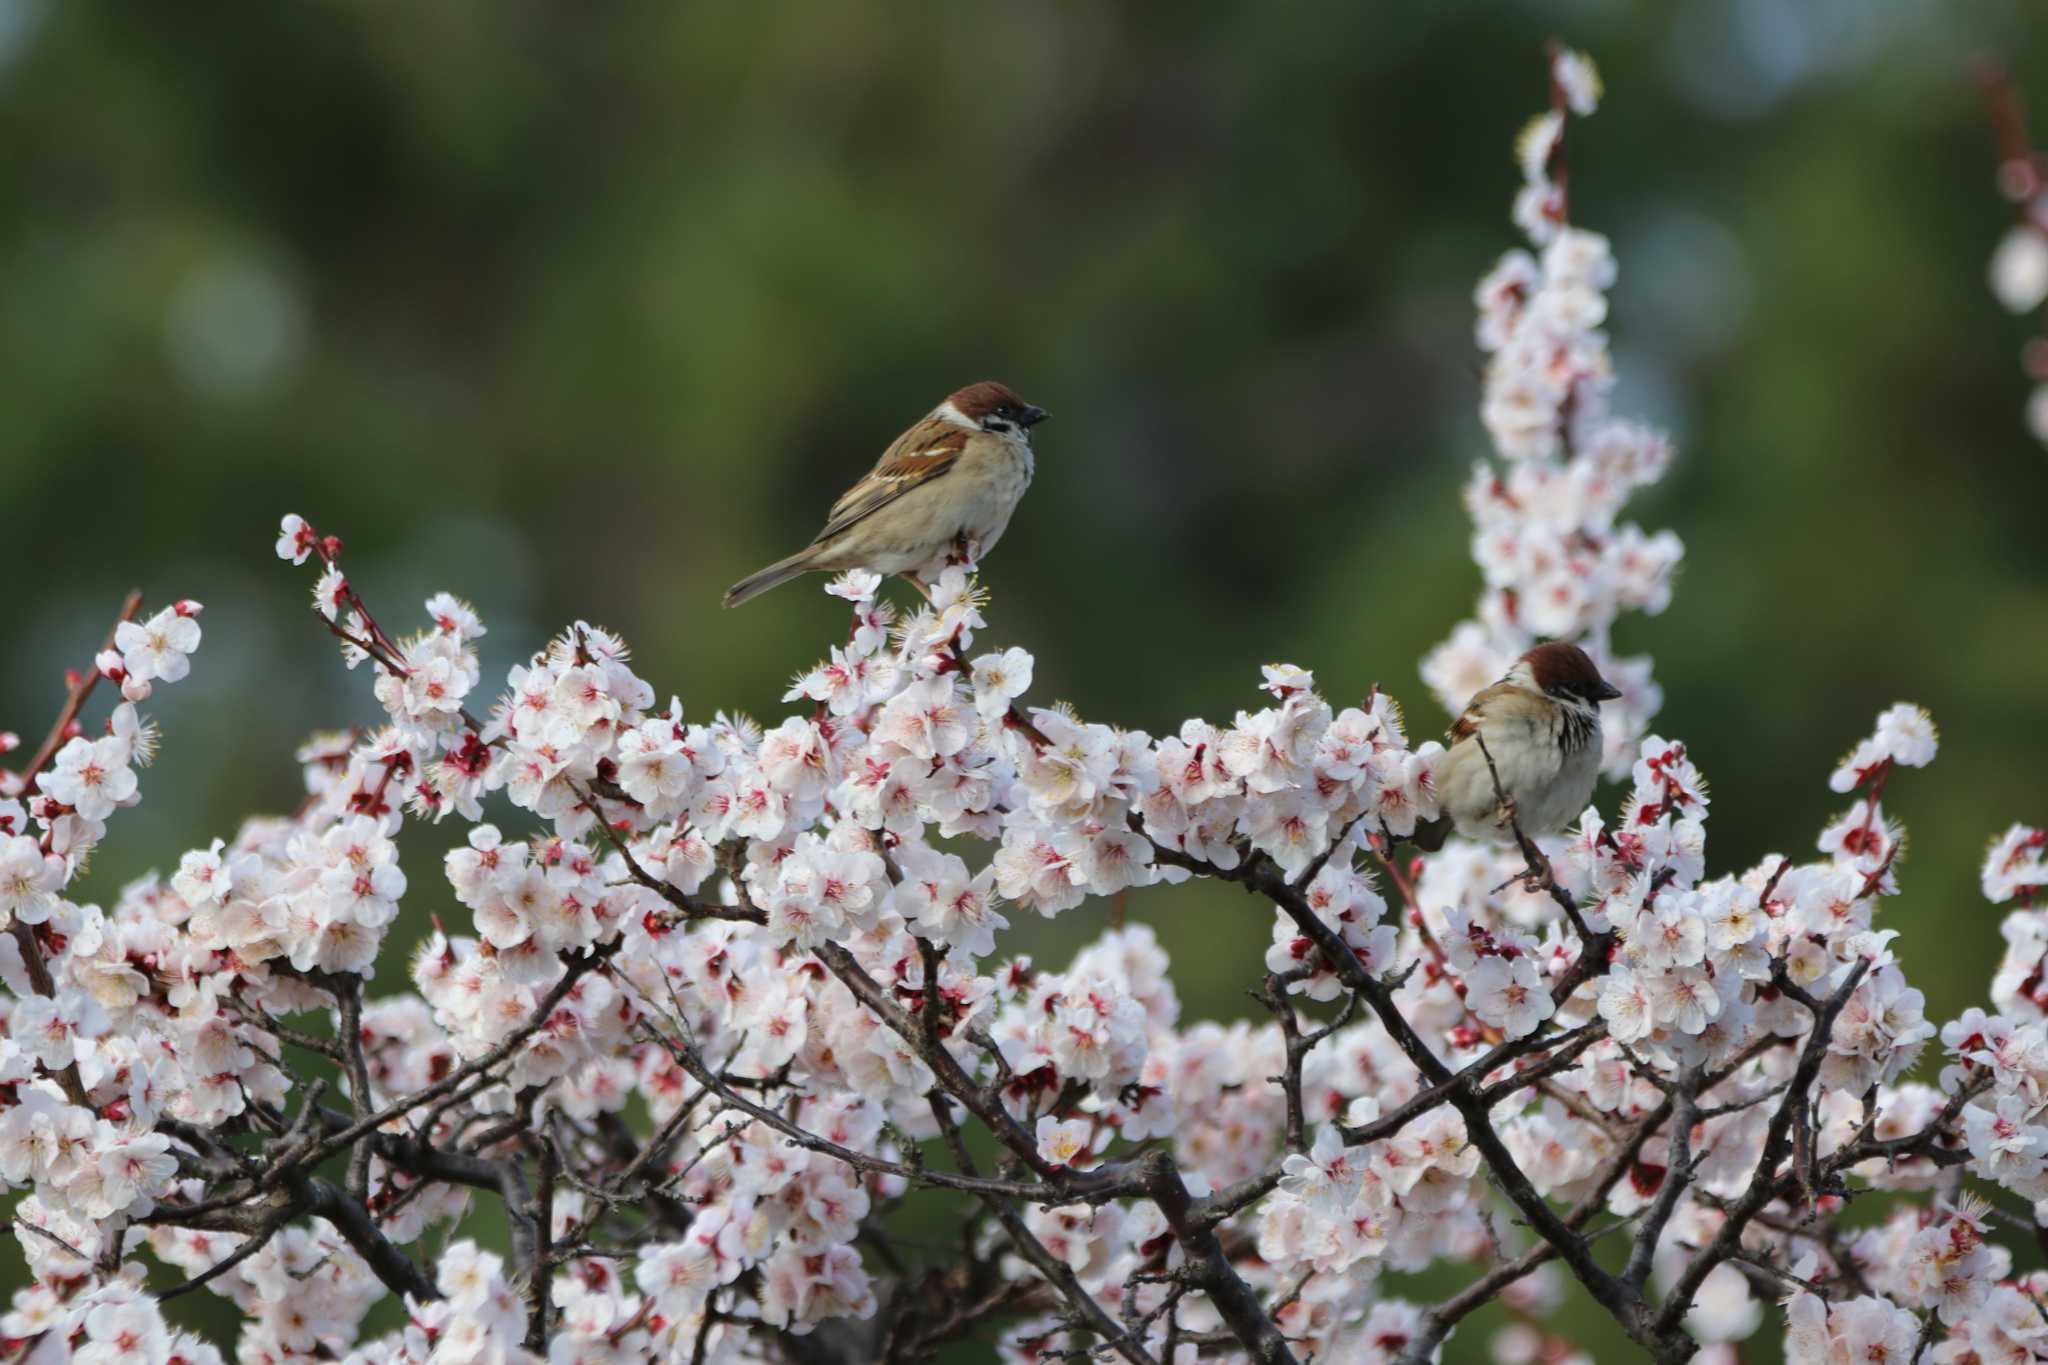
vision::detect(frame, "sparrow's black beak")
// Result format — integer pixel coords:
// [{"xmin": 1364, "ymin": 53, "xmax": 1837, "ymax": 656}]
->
[
  {"xmin": 1593, "ymin": 680, "xmax": 1624, "ymax": 702},
  {"xmin": 1019, "ymin": 405, "xmax": 1050, "ymax": 427}
]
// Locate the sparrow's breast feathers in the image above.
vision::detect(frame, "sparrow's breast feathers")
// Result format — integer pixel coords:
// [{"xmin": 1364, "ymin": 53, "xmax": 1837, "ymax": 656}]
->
[{"xmin": 1557, "ymin": 698, "xmax": 1598, "ymax": 754}]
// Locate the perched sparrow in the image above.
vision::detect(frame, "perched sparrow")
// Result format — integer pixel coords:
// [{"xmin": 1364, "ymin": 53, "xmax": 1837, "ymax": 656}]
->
[
  {"xmin": 723, "ymin": 381, "xmax": 1048, "ymax": 608},
  {"xmin": 1411, "ymin": 642, "xmax": 1623, "ymax": 853}
]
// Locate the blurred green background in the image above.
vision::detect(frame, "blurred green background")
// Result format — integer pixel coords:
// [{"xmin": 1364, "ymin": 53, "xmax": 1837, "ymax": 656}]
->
[{"xmin": 4, "ymin": 1, "xmax": 2047, "ymax": 1358}]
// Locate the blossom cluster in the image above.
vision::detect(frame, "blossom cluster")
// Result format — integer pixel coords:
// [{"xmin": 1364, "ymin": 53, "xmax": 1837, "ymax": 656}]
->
[
  {"xmin": 0, "ymin": 601, "xmax": 215, "ymax": 1356},
  {"xmin": 1987, "ymin": 217, "xmax": 2048, "ymax": 442},
  {"xmin": 0, "ymin": 42, "xmax": 2039, "ymax": 1365},
  {"xmin": 1979, "ymin": 63, "xmax": 2048, "ymax": 446},
  {"xmin": 1423, "ymin": 50, "xmax": 1680, "ymax": 776}
]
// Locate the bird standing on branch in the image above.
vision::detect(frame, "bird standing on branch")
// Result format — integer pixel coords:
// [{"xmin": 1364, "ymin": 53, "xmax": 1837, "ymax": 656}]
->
[
  {"xmin": 723, "ymin": 381, "xmax": 1049, "ymax": 608},
  {"xmin": 1412, "ymin": 641, "xmax": 1623, "ymax": 853}
]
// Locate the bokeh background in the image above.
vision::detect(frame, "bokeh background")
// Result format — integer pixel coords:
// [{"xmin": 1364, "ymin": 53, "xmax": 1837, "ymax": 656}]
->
[{"xmin": 4, "ymin": 1, "xmax": 2047, "ymax": 1359}]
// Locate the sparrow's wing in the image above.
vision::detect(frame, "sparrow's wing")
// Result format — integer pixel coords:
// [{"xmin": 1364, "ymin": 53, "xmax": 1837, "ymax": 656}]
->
[
  {"xmin": 809, "ymin": 418, "xmax": 971, "ymax": 547},
  {"xmin": 1445, "ymin": 681, "xmax": 1514, "ymax": 745},
  {"xmin": 1445, "ymin": 681, "xmax": 1554, "ymax": 746}
]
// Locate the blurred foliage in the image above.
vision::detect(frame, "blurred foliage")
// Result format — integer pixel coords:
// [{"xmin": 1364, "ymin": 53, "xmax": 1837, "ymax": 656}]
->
[{"xmin": 3, "ymin": 1, "xmax": 2047, "ymax": 1358}]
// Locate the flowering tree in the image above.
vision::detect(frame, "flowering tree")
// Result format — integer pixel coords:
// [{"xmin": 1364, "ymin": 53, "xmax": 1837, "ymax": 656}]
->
[{"xmin": 2, "ymin": 44, "xmax": 2045, "ymax": 1365}]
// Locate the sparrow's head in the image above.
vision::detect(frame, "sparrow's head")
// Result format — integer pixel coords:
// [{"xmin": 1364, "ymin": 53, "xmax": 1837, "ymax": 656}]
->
[
  {"xmin": 943, "ymin": 381, "xmax": 1050, "ymax": 436},
  {"xmin": 1519, "ymin": 642, "xmax": 1624, "ymax": 708}
]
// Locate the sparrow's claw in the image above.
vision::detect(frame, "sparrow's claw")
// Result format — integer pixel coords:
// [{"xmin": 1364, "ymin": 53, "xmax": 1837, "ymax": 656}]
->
[
  {"xmin": 1486, "ymin": 849, "xmax": 1555, "ymax": 897},
  {"xmin": 1517, "ymin": 845, "xmax": 1556, "ymax": 893}
]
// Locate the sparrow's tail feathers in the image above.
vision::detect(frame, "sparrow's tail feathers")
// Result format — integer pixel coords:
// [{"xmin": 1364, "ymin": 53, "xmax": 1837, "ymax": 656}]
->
[
  {"xmin": 1407, "ymin": 813, "xmax": 1453, "ymax": 854},
  {"xmin": 722, "ymin": 549, "xmax": 818, "ymax": 608}
]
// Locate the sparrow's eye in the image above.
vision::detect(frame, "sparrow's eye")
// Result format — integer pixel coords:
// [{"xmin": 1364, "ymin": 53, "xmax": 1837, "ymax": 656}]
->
[{"xmin": 986, "ymin": 402, "xmax": 1048, "ymax": 431}]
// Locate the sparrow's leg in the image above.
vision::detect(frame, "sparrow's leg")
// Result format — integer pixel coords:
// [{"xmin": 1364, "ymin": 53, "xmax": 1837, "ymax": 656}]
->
[
  {"xmin": 1495, "ymin": 797, "xmax": 1522, "ymax": 846},
  {"xmin": 903, "ymin": 573, "xmax": 935, "ymax": 604},
  {"xmin": 1489, "ymin": 849, "xmax": 1556, "ymax": 896},
  {"xmin": 1487, "ymin": 798, "xmax": 1556, "ymax": 894}
]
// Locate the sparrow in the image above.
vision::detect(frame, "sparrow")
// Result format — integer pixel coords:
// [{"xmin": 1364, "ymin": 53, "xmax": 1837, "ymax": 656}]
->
[
  {"xmin": 722, "ymin": 381, "xmax": 1049, "ymax": 608},
  {"xmin": 1411, "ymin": 642, "xmax": 1623, "ymax": 854}
]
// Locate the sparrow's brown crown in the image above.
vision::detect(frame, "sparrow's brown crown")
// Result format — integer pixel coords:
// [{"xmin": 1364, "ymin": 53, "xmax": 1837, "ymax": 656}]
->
[
  {"xmin": 1521, "ymin": 642, "xmax": 1623, "ymax": 704},
  {"xmin": 946, "ymin": 381, "xmax": 1049, "ymax": 430}
]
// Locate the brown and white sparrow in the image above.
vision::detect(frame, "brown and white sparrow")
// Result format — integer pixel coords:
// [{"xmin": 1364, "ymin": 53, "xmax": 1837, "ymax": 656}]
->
[
  {"xmin": 1412, "ymin": 641, "xmax": 1623, "ymax": 852},
  {"xmin": 723, "ymin": 381, "xmax": 1048, "ymax": 608}
]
